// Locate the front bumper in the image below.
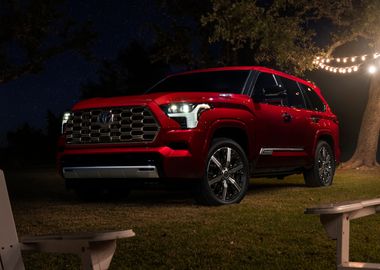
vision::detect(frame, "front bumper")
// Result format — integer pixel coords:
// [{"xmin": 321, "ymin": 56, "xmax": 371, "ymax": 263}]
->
[{"xmin": 58, "ymin": 128, "xmax": 208, "ymax": 180}]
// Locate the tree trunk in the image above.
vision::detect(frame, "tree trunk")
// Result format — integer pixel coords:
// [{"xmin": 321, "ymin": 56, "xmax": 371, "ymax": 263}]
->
[{"xmin": 342, "ymin": 72, "xmax": 380, "ymax": 169}]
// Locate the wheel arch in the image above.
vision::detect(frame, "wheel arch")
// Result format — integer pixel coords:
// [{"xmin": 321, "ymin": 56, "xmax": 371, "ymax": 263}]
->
[
  {"xmin": 207, "ymin": 120, "xmax": 253, "ymax": 160},
  {"xmin": 314, "ymin": 131, "xmax": 338, "ymax": 162}
]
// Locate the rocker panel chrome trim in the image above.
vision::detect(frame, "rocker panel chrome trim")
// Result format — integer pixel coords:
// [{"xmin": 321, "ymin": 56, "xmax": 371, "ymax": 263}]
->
[
  {"xmin": 259, "ymin": 148, "xmax": 304, "ymax": 156},
  {"xmin": 63, "ymin": 166, "xmax": 159, "ymax": 179}
]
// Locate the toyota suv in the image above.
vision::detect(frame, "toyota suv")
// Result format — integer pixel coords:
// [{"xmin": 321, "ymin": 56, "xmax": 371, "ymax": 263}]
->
[{"xmin": 58, "ymin": 66, "xmax": 340, "ymax": 205}]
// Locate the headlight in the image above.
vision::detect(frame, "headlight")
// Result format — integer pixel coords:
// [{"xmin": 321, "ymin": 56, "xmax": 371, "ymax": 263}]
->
[
  {"xmin": 61, "ymin": 112, "xmax": 72, "ymax": 134},
  {"xmin": 161, "ymin": 103, "xmax": 211, "ymax": 128}
]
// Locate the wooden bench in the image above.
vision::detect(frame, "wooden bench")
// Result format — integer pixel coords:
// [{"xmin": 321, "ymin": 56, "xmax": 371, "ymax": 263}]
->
[
  {"xmin": 305, "ymin": 198, "xmax": 380, "ymax": 270},
  {"xmin": 0, "ymin": 170, "xmax": 135, "ymax": 270}
]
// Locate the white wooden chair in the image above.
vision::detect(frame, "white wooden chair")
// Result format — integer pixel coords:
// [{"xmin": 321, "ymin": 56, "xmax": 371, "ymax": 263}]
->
[
  {"xmin": 305, "ymin": 199, "xmax": 380, "ymax": 270},
  {"xmin": 0, "ymin": 170, "xmax": 135, "ymax": 270}
]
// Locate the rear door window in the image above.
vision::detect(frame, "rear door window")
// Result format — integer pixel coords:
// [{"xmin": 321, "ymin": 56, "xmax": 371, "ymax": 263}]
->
[
  {"xmin": 280, "ymin": 77, "xmax": 306, "ymax": 109},
  {"xmin": 298, "ymin": 83, "xmax": 326, "ymax": 112}
]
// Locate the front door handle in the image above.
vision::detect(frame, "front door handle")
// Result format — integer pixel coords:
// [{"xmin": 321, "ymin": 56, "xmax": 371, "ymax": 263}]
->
[
  {"xmin": 282, "ymin": 112, "xmax": 292, "ymax": 123},
  {"xmin": 310, "ymin": 116, "xmax": 320, "ymax": 123}
]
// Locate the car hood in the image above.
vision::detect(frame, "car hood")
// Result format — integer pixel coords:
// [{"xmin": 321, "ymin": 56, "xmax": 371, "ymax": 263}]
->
[{"xmin": 71, "ymin": 92, "xmax": 250, "ymax": 110}]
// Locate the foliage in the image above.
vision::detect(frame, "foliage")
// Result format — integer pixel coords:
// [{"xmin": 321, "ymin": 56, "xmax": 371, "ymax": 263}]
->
[
  {"xmin": 152, "ymin": 0, "xmax": 353, "ymax": 73},
  {"xmin": 81, "ymin": 41, "xmax": 169, "ymax": 98},
  {"xmin": 0, "ymin": 0, "xmax": 96, "ymax": 84},
  {"xmin": 321, "ymin": 1, "xmax": 380, "ymax": 51},
  {"xmin": 201, "ymin": 0, "xmax": 323, "ymax": 74},
  {"xmin": 152, "ymin": 0, "xmax": 215, "ymax": 68}
]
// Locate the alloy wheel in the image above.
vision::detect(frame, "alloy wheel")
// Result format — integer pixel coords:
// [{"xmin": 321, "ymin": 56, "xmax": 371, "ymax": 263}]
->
[
  {"xmin": 206, "ymin": 146, "xmax": 246, "ymax": 203},
  {"xmin": 317, "ymin": 146, "xmax": 333, "ymax": 185}
]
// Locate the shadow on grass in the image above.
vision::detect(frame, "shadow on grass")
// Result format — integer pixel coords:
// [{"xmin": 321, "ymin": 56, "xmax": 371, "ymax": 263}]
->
[
  {"xmin": 4, "ymin": 166, "xmax": 310, "ymax": 206},
  {"xmin": 247, "ymin": 181, "xmax": 306, "ymax": 194}
]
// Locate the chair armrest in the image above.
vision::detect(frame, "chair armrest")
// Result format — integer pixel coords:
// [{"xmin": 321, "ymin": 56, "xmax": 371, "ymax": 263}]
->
[
  {"xmin": 20, "ymin": 229, "xmax": 135, "ymax": 270},
  {"xmin": 21, "ymin": 229, "xmax": 135, "ymax": 244}
]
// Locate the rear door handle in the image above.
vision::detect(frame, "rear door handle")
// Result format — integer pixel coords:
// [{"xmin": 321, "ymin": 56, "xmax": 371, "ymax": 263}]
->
[{"xmin": 282, "ymin": 112, "xmax": 292, "ymax": 123}]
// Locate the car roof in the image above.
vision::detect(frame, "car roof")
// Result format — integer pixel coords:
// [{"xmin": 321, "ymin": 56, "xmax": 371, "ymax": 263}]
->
[{"xmin": 172, "ymin": 66, "xmax": 317, "ymax": 91}]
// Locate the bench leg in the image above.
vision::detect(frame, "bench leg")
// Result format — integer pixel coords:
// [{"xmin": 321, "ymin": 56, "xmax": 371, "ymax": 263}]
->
[
  {"xmin": 0, "ymin": 246, "xmax": 25, "ymax": 270},
  {"xmin": 337, "ymin": 213, "xmax": 350, "ymax": 269},
  {"xmin": 80, "ymin": 240, "xmax": 116, "ymax": 270}
]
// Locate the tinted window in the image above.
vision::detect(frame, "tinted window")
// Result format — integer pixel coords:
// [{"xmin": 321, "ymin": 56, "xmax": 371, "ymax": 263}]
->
[
  {"xmin": 280, "ymin": 77, "xmax": 306, "ymax": 109},
  {"xmin": 299, "ymin": 83, "xmax": 326, "ymax": 112},
  {"xmin": 252, "ymin": 72, "xmax": 278, "ymax": 102},
  {"xmin": 148, "ymin": 70, "xmax": 249, "ymax": 93}
]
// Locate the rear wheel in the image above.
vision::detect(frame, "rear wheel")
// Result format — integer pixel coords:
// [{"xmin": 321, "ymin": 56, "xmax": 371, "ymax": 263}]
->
[
  {"xmin": 304, "ymin": 141, "xmax": 335, "ymax": 187},
  {"xmin": 197, "ymin": 138, "xmax": 249, "ymax": 206}
]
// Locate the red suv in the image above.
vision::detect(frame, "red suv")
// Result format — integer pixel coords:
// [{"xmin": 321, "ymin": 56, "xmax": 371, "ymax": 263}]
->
[{"xmin": 58, "ymin": 66, "xmax": 340, "ymax": 205}]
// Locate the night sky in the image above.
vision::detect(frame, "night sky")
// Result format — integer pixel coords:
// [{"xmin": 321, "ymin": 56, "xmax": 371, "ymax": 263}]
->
[
  {"xmin": 0, "ymin": 1, "xmax": 376, "ymax": 161},
  {"xmin": 0, "ymin": 0, "xmax": 158, "ymax": 145}
]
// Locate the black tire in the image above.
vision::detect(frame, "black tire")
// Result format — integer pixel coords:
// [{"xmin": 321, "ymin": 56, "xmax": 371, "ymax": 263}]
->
[
  {"xmin": 303, "ymin": 141, "xmax": 335, "ymax": 187},
  {"xmin": 197, "ymin": 138, "xmax": 249, "ymax": 206}
]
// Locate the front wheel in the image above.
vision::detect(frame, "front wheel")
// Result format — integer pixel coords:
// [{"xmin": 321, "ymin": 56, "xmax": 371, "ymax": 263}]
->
[
  {"xmin": 197, "ymin": 138, "xmax": 249, "ymax": 206},
  {"xmin": 303, "ymin": 141, "xmax": 335, "ymax": 187}
]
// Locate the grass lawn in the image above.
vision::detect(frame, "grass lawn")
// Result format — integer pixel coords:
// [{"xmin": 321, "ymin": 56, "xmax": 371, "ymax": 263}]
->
[{"xmin": 4, "ymin": 167, "xmax": 380, "ymax": 269}]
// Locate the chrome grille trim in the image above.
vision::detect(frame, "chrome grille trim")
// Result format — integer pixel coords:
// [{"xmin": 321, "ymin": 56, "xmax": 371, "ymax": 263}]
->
[{"xmin": 65, "ymin": 106, "xmax": 160, "ymax": 144}]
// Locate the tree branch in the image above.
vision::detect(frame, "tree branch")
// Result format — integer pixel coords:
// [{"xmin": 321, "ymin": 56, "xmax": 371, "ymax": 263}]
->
[{"xmin": 325, "ymin": 32, "xmax": 371, "ymax": 57}]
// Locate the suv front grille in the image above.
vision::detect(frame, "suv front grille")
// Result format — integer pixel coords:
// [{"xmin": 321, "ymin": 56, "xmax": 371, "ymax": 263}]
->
[{"xmin": 65, "ymin": 106, "xmax": 160, "ymax": 144}]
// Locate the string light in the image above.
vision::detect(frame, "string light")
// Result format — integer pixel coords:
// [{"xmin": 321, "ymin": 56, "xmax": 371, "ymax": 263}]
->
[
  {"xmin": 317, "ymin": 62, "xmax": 361, "ymax": 74},
  {"xmin": 316, "ymin": 52, "xmax": 377, "ymax": 64},
  {"xmin": 315, "ymin": 52, "xmax": 380, "ymax": 74}
]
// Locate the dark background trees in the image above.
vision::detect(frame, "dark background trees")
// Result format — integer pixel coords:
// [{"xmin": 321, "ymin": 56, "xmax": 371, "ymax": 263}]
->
[
  {"xmin": 1, "ymin": 0, "xmax": 379, "ymax": 169},
  {"xmin": 81, "ymin": 41, "xmax": 169, "ymax": 98},
  {"xmin": 0, "ymin": 0, "xmax": 95, "ymax": 84},
  {"xmin": 0, "ymin": 0, "xmax": 94, "ymax": 167}
]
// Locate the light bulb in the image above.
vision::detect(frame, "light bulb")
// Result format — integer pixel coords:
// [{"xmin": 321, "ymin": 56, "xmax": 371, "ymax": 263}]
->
[{"xmin": 368, "ymin": 65, "xmax": 377, "ymax": 74}]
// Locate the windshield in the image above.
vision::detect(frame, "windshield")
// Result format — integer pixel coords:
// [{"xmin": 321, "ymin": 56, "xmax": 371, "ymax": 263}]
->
[{"xmin": 147, "ymin": 70, "xmax": 250, "ymax": 94}]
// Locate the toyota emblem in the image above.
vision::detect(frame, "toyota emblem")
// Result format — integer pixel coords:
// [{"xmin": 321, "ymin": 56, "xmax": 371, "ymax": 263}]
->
[{"xmin": 98, "ymin": 111, "xmax": 113, "ymax": 125}]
